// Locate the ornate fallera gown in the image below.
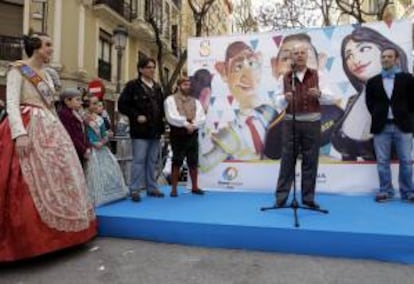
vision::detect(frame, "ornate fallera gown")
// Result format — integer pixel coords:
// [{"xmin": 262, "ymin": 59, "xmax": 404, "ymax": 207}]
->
[
  {"xmin": 0, "ymin": 62, "xmax": 96, "ymax": 262},
  {"xmin": 84, "ymin": 113, "xmax": 128, "ymax": 206}
]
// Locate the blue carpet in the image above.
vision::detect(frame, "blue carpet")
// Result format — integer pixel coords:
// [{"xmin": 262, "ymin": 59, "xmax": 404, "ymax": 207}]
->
[{"xmin": 96, "ymin": 186, "xmax": 414, "ymax": 264}]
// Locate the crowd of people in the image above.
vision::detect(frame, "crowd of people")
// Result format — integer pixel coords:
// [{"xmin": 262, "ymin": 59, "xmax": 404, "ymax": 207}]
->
[{"xmin": 0, "ymin": 32, "xmax": 207, "ymax": 262}]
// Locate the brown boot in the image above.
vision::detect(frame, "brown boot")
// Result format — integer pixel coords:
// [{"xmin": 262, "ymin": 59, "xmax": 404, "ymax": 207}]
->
[
  {"xmin": 170, "ymin": 165, "xmax": 180, "ymax": 197},
  {"xmin": 189, "ymin": 167, "xmax": 204, "ymax": 195}
]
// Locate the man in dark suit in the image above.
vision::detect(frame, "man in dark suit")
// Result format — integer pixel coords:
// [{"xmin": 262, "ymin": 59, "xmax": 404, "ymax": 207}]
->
[{"xmin": 366, "ymin": 48, "xmax": 414, "ymax": 203}]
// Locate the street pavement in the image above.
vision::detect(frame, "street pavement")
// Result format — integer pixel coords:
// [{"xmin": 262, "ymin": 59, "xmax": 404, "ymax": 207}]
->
[{"xmin": 1, "ymin": 237, "xmax": 413, "ymax": 284}]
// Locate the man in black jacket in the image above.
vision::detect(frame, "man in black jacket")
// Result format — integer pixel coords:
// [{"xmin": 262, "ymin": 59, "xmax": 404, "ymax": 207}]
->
[
  {"xmin": 118, "ymin": 57, "xmax": 165, "ymax": 201},
  {"xmin": 366, "ymin": 48, "xmax": 414, "ymax": 203}
]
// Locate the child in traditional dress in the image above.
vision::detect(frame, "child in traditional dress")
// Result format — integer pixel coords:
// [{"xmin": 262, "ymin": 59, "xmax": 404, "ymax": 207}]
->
[
  {"xmin": 58, "ymin": 88, "xmax": 91, "ymax": 165},
  {"xmin": 84, "ymin": 95, "xmax": 128, "ymax": 206}
]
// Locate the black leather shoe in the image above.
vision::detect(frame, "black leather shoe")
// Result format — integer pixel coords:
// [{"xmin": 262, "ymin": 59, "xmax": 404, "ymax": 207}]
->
[
  {"xmin": 131, "ymin": 191, "xmax": 141, "ymax": 202},
  {"xmin": 191, "ymin": 189, "xmax": 205, "ymax": 195},
  {"xmin": 375, "ymin": 194, "xmax": 392, "ymax": 203},
  {"xmin": 148, "ymin": 190, "xmax": 165, "ymax": 198},
  {"xmin": 303, "ymin": 200, "xmax": 320, "ymax": 209},
  {"xmin": 402, "ymin": 195, "xmax": 414, "ymax": 203}
]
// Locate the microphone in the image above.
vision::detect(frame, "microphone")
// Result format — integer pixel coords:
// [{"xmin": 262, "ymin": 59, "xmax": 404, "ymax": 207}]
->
[{"xmin": 291, "ymin": 62, "xmax": 296, "ymax": 92}]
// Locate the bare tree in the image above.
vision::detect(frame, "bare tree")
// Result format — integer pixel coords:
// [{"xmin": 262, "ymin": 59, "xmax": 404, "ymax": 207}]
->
[
  {"xmin": 188, "ymin": 0, "xmax": 217, "ymax": 36},
  {"xmin": 232, "ymin": 0, "xmax": 258, "ymax": 33},
  {"xmin": 256, "ymin": 0, "xmax": 337, "ymax": 31},
  {"xmin": 335, "ymin": 0, "xmax": 393, "ymax": 23}
]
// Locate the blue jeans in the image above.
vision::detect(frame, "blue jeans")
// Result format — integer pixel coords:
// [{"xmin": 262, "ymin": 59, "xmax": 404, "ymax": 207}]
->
[
  {"xmin": 373, "ymin": 123, "xmax": 414, "ymax": 199},
  {"xmin": 130, "ymin": 139, "xmax": 160, "ymax": 193}
]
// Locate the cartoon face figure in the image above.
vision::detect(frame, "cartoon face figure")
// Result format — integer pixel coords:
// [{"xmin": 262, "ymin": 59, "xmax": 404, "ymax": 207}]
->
[
  {"xmin": 344, "ymin": 40, "xmax": 382, "ymax": 82},
  {"xmin": 227, "ymin": 49, "xmax": 261, "ymax": 101},
  {"xmin": 216, "ymin": 42, "xmax": 262, "ymax": 111}
]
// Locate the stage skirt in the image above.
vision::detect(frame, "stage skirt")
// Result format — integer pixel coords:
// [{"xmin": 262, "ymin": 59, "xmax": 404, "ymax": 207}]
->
[{"xmin": 0, "ymin": 106, "xmax": 96, "ymax": 262}]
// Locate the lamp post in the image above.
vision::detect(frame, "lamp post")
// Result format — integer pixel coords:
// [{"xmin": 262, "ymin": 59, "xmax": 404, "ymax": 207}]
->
[
  {"xmin": 113, "ymin": 25, "xmax": 128, "ymax": 95},
  {"xmin": 112, "ymin": 25, "xmax": 128, "ymax": 135}
]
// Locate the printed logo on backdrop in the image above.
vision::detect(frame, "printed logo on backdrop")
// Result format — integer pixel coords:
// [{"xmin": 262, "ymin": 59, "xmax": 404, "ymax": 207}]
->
[
  {"xmin": 199, "ymin": 40, "xmax": 211, "ymax": 57},
  {"xmin": 218, "ymin": 167, "xmax": 242, "ymax": 188},
  {"xmin": 222, "ymin": 167, "xmax": 238, "ymax": 181}
]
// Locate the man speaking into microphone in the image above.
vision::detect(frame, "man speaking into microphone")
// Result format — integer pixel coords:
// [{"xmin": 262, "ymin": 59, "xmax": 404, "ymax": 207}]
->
[{"xmin": 274, "ymin": 43, "xmax": 323, "ymax": 209}]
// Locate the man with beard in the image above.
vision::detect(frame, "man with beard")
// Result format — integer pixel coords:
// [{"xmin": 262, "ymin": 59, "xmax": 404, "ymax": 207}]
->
[{"xmin": 164, "ymin": 76, "xmax": 206, "ymax": 197}]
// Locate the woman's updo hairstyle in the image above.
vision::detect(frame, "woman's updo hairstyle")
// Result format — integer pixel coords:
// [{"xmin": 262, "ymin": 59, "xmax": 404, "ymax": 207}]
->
[{"xmin": 22, "ymin": 31, "xmax": 49, "ymax": 57}]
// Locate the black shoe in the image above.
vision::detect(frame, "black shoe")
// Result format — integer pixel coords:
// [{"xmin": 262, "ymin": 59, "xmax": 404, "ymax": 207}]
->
[
  {"xmin": 191, "ymin": 188, "xmax": 205, "ymax": 195},
  {"xmin": 148, "ymin": 190, "xmax": 165, "ymax": 198},
  {"xmin": 131, "ymin": 191, "xmax": 141, "ymax": 202},
  {"xmin": 402, "ymin": 195, "xmax": 414, "ymax": 203},
  {"xmin": 170, "ymin": 191, "xmax": 178, "ymax": 198},
  {"xmin": 303, "ymin": 200, "xmax": 320, "ymax": 209},
  {"xmin": 374, "ymin": 194, "xmax": 392, "ymax": 203}
]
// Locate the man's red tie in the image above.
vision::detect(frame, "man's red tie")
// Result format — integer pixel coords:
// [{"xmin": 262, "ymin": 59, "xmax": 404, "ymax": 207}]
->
[{"xmin": 246, "ymin": 116, "xmax": 263, "ymax": 154}]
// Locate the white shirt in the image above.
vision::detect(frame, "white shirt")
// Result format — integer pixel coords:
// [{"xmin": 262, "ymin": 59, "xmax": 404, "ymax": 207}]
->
[{"xmin": 164, "ymin": 94, "xmax": 206, "ymax": 129}]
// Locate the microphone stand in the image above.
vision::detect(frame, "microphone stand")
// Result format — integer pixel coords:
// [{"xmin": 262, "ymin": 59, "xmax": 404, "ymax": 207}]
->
[{"xmin": 261, "ymin": 66, "xmax": 328, "ymax": 227}]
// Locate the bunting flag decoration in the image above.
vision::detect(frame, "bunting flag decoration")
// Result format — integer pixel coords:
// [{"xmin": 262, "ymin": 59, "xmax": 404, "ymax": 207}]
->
[
  {"xmin": 234, "ymin": 109, "xmax": 240, "ymax": 118},
  {"xmin": 322, "ymin": 26, "xmax": 335, "ymax": 40},
  {"xmin": 250, "ymin": 39, "xmax": 259, "ymax": 50},
  {"xmin": 384, "ymin": 19, "xmax": 393, "ymax": 28},
  {"xmin": 325, "ymin": 57, "xmax": 335, "ymax": 72},
  {"xmin": 337, "ymin": 81, "xmax": 350, "ymax": 95},
  {"xmin": 209, "ymin": 96, "xmax": 216, "ymax": 107},
  {"xmin": 272, "ymin": 35, "xmax": 283, "ymax": 48},
  {"xmin": 227, "ymin": 95, "xmax": 234, "ymax": 105}
]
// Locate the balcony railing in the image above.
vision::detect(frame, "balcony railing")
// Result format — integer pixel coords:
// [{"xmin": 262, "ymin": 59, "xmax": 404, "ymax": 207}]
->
[
  {"xmin": 0, "ymin": 35, "xmax": 22, "ymax": 61},
  {"xmin": 94, "ymin": 0, "xmax": 137, "ymax": 22},
  {"xmin": 98, "ymin": 59, "xmax": 111, "ymax": 81}
]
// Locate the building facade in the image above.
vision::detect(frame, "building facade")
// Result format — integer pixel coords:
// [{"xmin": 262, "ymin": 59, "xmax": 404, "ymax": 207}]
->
[{"xmin": 0, "ymin": 0, "xmax": 233, "ymax": 104}]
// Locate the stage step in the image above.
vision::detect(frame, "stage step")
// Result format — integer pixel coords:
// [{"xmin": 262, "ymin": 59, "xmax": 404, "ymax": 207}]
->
[{"xmin": 96, "ymin": 187, "xmax": 414, "ymax": 264}]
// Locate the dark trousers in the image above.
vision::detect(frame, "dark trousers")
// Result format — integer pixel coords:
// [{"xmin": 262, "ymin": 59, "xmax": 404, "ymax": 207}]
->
[
  {"xmin": 276, "ymin": 120, "xmax": 321, "ymax": 203},
  {"xmin": 171, "ymin": 131, "xmax": 199, "ymax": 169}
]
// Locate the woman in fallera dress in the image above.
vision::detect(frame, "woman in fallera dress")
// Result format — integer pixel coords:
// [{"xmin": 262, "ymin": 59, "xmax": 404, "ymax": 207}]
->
[
  {"xmin": 84, "ymin": 95, "xmax": 128, "ymax": 206},
  {"xmin": 0, "ymin": 32, "xmax": 96, "ymax": 262}
]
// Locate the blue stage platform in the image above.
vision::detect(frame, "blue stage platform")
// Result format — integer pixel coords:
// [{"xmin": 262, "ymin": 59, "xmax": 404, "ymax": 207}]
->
[{"xmin": 96, "ymin": 186, "xmax": 414, "ymax": 264}]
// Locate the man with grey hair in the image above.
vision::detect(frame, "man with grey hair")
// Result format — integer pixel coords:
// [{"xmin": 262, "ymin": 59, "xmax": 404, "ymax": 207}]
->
[{"xmin": 274, "ymin": 43, "xmax": 324, "ymax": 209}]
